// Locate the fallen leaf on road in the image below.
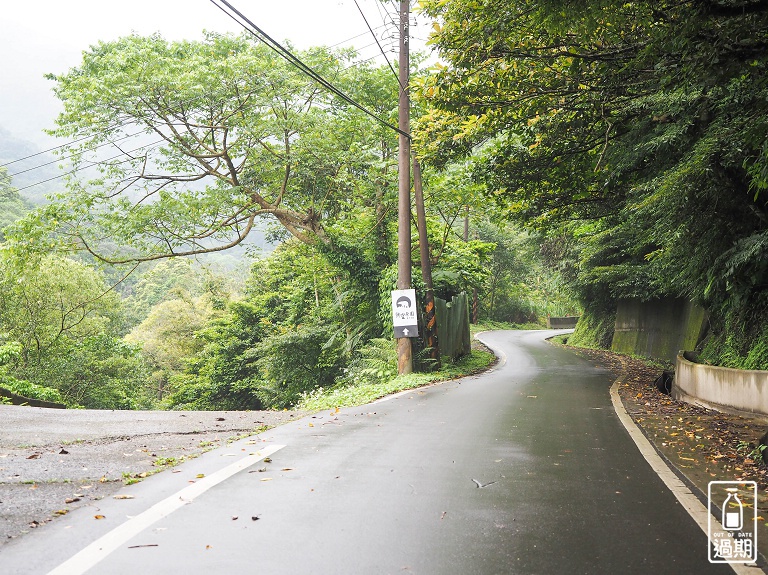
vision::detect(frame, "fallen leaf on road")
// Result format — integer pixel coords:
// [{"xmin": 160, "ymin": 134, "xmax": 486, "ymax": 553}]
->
[
  {"xmin": 260, "ymin": 478, "xmax": 273, "ymax": 482},
  {"xmin": 263, "ymin": 457, "xmax": 272, "ymax": 463},
  {"xmin": 65, "ymin": 498, "xmax": 80, "ymax": 504},
  {"xmin": 59, "ymin": 449, "xmax": 69, "ymax": 455},
  {"xmin": 94, "ymin": 515, "xmax": 106, "ymax": 520},
  {"xmin": 196, "ymin": 474, "xmax": 205, "ymax": 479},
  {"xmin": 251, "ymin": 516, "xmax": 260, "ymax": 521},
  {"xmin": 26, "ymin": 453, "xmax": 41, "ymax": 460},
  {"xmin": 472, "ymin": 479, "xmax": 497, "ymax": 489},
  {"xmin": 99, "ymin": 475, "xmax": 108, "ymax": 483},
  {"xmin": 113, "ymin": 495, "xmax": 135, "ymax": 500},
  {"xmin": 54, "ymin": 509, "xmax": 69, "ymax": 516},
  {"xmin": 281, "ymin": 468, "xmax": 294, "ymax": 472}
]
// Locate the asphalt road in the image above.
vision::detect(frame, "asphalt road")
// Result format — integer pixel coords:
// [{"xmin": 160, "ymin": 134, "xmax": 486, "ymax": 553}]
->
[{"xmin": 0, "ymin": 330, "xmax": 744, "ymax": 574}]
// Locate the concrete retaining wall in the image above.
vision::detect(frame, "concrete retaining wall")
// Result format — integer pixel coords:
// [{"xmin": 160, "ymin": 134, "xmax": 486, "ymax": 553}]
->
[
  {"xmin": 611, "ymin": 298, "xmax": 708, "ymax": 363},
  {"xmin": 546, "ymin": 316, "xmax": 579, "ymax": 329},
  {"xmin": 673, "ymin": 352, "xmax": 768, "ymax": 417}
]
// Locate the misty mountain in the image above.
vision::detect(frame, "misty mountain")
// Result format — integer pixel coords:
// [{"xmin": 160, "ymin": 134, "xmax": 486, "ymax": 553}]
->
[{"xmin": 0, "ymin": 125, "xmax": 62, "ymax": 204}]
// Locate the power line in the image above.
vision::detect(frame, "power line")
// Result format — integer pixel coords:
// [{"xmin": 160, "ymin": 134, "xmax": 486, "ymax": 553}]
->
[
  {"xmin": 9, "ymin": 46, "xmax": 401, "ymax": 192},
  {"xmin": 208, "ymin": 0, "xmax": 409, "ymax": 138},
  {"xmin": 353, "ymin": 0, "xmax": 402, "ymax": 90},
  {"xmin": 0, "ymin": 132, "xmax": 112, "ymax": 170},
  {"xmin": 6, "ymin": 131, "xmax": 144, "ymax": 179},
  {"xmin": 0, "ymin": 25, "xmax": 392, "ymax": 174},
  {"xmin": 6, "ymin": 18, "xmax": 404, "ymax": 192},
  {"xmin": 13, "ymin": 139, "xmax": 164, "ymax": 194}
]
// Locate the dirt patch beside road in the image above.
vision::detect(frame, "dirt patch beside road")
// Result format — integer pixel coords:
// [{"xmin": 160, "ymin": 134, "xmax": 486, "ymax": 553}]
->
[{"xmin": 0, "ymin": 406, "xmax": 304, "ymax": 545}]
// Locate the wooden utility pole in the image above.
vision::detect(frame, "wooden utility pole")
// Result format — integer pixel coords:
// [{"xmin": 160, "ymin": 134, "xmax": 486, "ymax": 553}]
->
[
  {"xmin": 464, "ymin": 206, "xmax": 479, "ymax": 323},
  {"xmin": 413, "ymin": 156, "xmax": 440, "ymax": 367},
  {"xmin": 396, "ymin": 0, "xmax": 412, "ymax": 375}
]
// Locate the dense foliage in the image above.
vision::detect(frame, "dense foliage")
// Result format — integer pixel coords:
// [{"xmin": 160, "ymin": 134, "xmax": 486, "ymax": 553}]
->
[
  {"xmin": 417, "ymin": 0, "xmax": 768, "ymax": 364},
  {"xmin": 0, "ymin": 168, "xmax": 27, "ymax": 241},
  {"xmin": 8, "ymin": 33, "xmax": 402, "ymax": 262},
  {"xmin": 0, "ymin": 28, "xmax": 575, "ymax": 410}
]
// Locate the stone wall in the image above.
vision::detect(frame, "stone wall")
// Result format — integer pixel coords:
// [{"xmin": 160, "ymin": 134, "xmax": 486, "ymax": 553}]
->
[{"xmin": 611, "ymin": 298, "xmax": 708, "ymax": 363}]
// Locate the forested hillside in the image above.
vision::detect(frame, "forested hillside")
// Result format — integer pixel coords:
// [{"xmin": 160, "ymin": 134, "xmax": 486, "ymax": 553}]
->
[
  {"xmin": 417, "ymin": 0, "xmax": 768, "ymax": 368},
  {"xmin": 0, "ymin": 32, "xmax": 570, "ymax": 410}
]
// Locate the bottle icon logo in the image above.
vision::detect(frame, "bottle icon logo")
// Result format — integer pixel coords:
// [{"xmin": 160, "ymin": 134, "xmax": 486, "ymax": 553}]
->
[
  {"xmin": 708, "ymin": 481, "xmax": 757, "ymax": 564},
  {"xmin": 722, "ymin": 490, "xmax": 743, "ymax": 531}
]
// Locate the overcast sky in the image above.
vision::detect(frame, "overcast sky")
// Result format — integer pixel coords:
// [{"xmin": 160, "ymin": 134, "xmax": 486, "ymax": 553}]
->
[{"xmin": 0, "ymin": 0, "xmax": 429, "ymax": 150}]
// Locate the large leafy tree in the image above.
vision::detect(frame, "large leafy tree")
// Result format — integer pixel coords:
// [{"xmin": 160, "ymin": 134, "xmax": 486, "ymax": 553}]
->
[
  {"xmin": 417, "ymin": 0, "xmax": 768, "ymax": 349},
  {"xmin": 13, "ymin": 32, "xmax": 395, "ymax": 263},
  {"xmin": 0, "ymin": 252, "xmax": 150, "ymax": 407}
]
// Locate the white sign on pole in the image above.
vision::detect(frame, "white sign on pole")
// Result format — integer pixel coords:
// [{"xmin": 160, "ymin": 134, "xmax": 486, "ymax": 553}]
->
[{"xmin": 392, "ymin": 289, "xmax": 419, "ymax": 338}]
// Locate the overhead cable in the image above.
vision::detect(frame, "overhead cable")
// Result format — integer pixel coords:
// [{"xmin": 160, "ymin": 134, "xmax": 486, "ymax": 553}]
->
[
  {"xmin": 353, "ymin": 0, "xmax": 402, "ymax": 90},
  {"xmin": 208, "ymin": 0, "xmax": 409, "ymax": 138},
  {"xmin": 13, "ymin": 139, "xmax": 164, "ymax": 194}
]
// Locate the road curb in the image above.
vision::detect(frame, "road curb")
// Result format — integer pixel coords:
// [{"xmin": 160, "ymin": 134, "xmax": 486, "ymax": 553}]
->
[
  {"xmin": 473, "ymin": 331, "xmax": 507, "ymax": 369},
  {"xmin": 610, "ymin": 378, "xmax": 765, "ymax": 574}
]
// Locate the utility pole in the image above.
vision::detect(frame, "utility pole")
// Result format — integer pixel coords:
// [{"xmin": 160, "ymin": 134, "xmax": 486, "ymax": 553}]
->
[
  {"xmin": 464, "ymin": 206, "xmax": 479, "ymax": 324},
  {"xmin": 413, "ymin": 156, "xmax": 440, "ymax": 367},
  {"xmin": 396, "ymin": 0, "xmax": 412, "ymax": 375}
]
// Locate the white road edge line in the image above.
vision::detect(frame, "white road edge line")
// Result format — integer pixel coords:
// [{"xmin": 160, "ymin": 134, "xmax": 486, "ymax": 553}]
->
[
  {"xmin": 610, "ymin": 381, "xmax": 761, "ymax": 574},
  {"xmin": 474, "ymin": 332, "xmax": 507, "ymax": 368},
  {"xmin": 46, "ymin": 443, "xmax": 286, "ymax": 575}
]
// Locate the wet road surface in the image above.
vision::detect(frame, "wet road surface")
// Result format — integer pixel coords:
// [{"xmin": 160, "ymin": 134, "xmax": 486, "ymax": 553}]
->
[{"xmin": 1, "ymin": 330, "xmax": 743, "ymax": 574}]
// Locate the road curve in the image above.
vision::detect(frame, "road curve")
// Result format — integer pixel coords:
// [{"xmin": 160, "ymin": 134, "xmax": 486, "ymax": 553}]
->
[{"xmin": 1, "ymin": 330, "xmax": 743, "ymax": 574}]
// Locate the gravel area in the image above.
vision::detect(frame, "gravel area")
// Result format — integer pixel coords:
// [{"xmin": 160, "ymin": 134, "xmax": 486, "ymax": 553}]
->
[{"xmin": 0, "ymin": 406, "xmax": 305, "ymax": 545}]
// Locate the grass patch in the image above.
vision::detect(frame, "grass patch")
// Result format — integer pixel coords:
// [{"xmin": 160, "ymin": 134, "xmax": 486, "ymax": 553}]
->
[
  {"xmin": 297, "ymin": 349, "xmax": 495, "ymax": 412},
  {"xmin": 471, "ymin": 320, "xmax": 546, "ymax": 335}
]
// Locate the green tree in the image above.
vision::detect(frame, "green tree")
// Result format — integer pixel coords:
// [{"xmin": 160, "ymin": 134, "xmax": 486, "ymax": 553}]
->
[
  {"xmin": 0, "ymin": 252, "xmax": 150, "ymax": 407},
  {"xmin": 126, "ymin": 295, "xmax": 219, "ymax": 400},
  {"xmin": 0, "ymin": 254, "xmax": 118, "ymax": 364},
  {"xmin": 166, "ymin": 241, "xmax": 353, "ymax": 410},
  {"xmin": 417, "ymin": 0, "xmax": 768, "ymax": 350},
  {"xmin": 0, "ymin": 167, "xmax": 27, "ymax": 241},
  {"xmin": 9, "ymin": 33, "xmax": 401, "ymax": 264}
]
